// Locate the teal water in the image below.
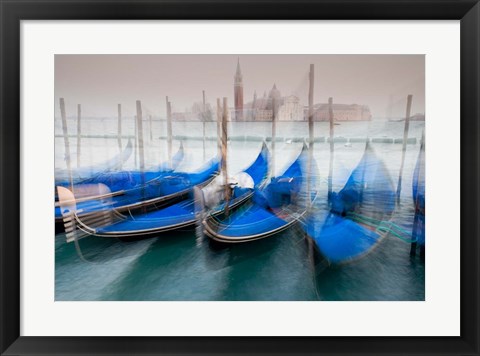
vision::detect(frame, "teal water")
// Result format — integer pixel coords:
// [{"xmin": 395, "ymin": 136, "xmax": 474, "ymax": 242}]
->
[{"xmin": 55, "ymin": 120, "xmax": 425, "ymax": 301}]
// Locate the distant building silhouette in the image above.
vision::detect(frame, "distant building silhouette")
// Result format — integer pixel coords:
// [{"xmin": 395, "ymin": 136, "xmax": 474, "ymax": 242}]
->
[
  {"xmin": 243, "ymin": 84, "xmax": 302, "ymax": 121},
  {"xmin": 278, "ymin": 95, "xmax": 303, "ymax": 121},
  {"xmin": 307, "ymin": 103, "xmax": 372, "ymax": 121},
  {"xmin": 172, "ymin": 101, "xmax": 214, "ymax": 121},
  {"xmin": 226, "ymin": 58, "xmax": 372, "ymax": 122}
]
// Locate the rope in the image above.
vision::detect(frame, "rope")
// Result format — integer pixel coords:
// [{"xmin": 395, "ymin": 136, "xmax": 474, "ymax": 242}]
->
[{"xmin": 346, "ymin": 212, "xmax": 417, "ymax": 244}]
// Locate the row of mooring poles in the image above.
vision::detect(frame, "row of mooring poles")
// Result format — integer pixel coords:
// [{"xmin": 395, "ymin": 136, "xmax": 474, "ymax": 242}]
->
[
  {"xmin": 61, "ymin": 99, "xmax": 174, "ymax": 183},
  {"xmin": 58, "ymin": 99, "xmax": 84, "ymax": 187}
]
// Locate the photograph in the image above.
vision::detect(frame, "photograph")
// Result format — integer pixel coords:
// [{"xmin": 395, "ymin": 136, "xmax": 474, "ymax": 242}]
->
[
  {"xmin": 3, "ymin": 0, "xmax": 478, "ymax": 353},
  {"xmin": 54, "ymin": 54, "xmax": 425, "ymax": 301}
]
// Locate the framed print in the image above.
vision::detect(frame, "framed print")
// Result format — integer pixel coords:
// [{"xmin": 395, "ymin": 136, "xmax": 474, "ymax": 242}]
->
[{"xmin": 1, "ymin": 0, "xmax": 479, "ymax": 355}]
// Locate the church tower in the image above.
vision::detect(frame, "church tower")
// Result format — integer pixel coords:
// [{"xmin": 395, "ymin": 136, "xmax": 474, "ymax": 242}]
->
[{"xmin": 234, "ymin": 58, "xmax": 244, "ymax": 121}]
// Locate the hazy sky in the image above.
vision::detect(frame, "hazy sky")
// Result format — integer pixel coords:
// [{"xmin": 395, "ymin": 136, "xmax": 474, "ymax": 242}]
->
[{"xmin": 55, "ymin": 54, "xmax": 424, "ymax": 119}]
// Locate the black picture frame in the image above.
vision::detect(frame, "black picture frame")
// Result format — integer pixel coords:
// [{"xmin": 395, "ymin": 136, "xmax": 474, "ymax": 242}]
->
[{"xmin": 1, "ymin": 1, "xmax": 479, "ymax": 355}]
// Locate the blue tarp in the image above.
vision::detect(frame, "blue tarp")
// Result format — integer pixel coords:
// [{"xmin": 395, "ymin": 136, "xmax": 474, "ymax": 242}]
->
[
  {"xmin": 209, "ymin": 144, "xmax": 316, "ymax": 240},
  {"xmin": 308, "ymin": 144, "xmax": 396, "ymax": 263},
  {"xmin": 56, "ymin": 155, "xmax": 218, "ymax": 219},
  {"xmin": 97, "ymin": 199, "xmax": 196, "ymax": 233},
  {"xmin": 330, "ymin": 144, "xmax": 395, "ymax": 217},
  {"xmin": 60, "ymin": 144, "xmax": 185, "ymax": 192},
  {"xmin": 55, "ymin": 139, "xmax": 134, "ymax": 184},
  {"xmin": 307, "ymin": 214, "xmax": 380, "ymax": 264},
  {"xmin": 95, "ymin": 144, "xmax": 270, "ymax": 234},
  {"xmin": 217, "ymin": 205, "xmax": 287, "ymax": 238}
]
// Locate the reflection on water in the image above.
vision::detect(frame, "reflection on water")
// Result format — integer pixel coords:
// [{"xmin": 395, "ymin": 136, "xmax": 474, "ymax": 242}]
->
[
  {"xmin": 56, "ymin": 223, "xmax": 424, "ymax": 301},
  {"xmin": 55, "ymin": 120, "xmax": 425, "ymax": 301}
]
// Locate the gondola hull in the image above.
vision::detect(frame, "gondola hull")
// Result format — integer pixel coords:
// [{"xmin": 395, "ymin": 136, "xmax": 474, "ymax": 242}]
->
[
  {"xmin": 60, "ymin": 144, "xmax": 269, "ymax": 240},
  {"xmin": 203, "ymin": 144, "xmax": 318, "ymax": 244},
  {"xmin": 305, "ymin": 143, "xmax": 396, "ymax": 264},
  {"xmin": 204, "ymin": 204, "xmax": 309, "ymax": 243},
  {"xmin": 55, "ymin": 143, "xmax": 186, "ymax": 225}
]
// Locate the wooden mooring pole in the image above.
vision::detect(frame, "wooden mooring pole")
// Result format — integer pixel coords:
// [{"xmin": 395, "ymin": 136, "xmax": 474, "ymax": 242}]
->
[
  {"xmin": 202, "ymin": 90, "xmax": 206, "ymax": 161},
  {"xmin": 134, "ymin": 115, "xmax": 138, "ymax": 168},
  {"xmin": 149, "ymin": 114, "xmax": 153, "ymax": 142},
  {"xmin": 307, "ymin": 64, "xmax": 315, "ymax": 206},
  {"xmin": 76, "ymin": 104, "xmax": 82, "ymax": 168},
  {"xmin": 166, "ymin": 96, "xmax": 173, "ymax": 168},
  {"xmin": 136, "ymin": 100, "xmax": 146, "ymax": 193},
  {"xmin": 117, "ymin": 104, "xmax": 122, "ymax": 167},
  {"xmin": 59, "ymin": 98, "xmax": 73, "ymax": 190},
  {"xmin": 306, "ymin": 64, "xmax": 316, "ymax": 280},
  {"xmin": 271, "ymin": 96, "xmax": 277, "ymax": 177},
  {"xmin": 396, "ymin": 94, "xmax": 413, "ymax": 201},
  {"xmin": 217, "ymin": 98, "xmax": 222, "ymax": 158},
  {"xmin": 411, "ymin": 131, "xmax": 425, "ymax": 257},
  {"xmin": 222, "ymin": 97, "xmax": 230, "ymax": 217},
  {"xmin": 308, "ymin": 64, "xmax": 314, "ymax": 150},
  {"xmin": 410, "ymin": 199, "xmax": 420, "ymax": 258},
  {"xmin": 328, "ymin": 97, "xmax": 334, "ymax": 200}
]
